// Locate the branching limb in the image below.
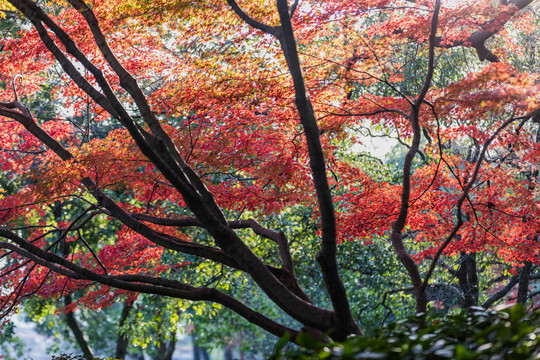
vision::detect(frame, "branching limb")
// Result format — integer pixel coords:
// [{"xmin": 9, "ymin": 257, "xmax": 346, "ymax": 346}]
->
[
  {"xmin": 225, "ymin": 0, "xmax": 279, "ymax": 35},
  {"xmin": 274, "ymin": 0, "xmax": 359, "ymax": 337},
  {"xmin": 0, "ymin": 102, "xmax": 242, "ymax": 269},
  {"xmin": 290, "ymin": 0, "xmax": 299, "ymax": 17},
  {"xmin": 421, "ymin": 112, "xmax": 537, "ymax": 290},
  {"xmin": 390, "ymin": 0, "xmax": 440, "ymax": 314},
  {"xmin": 8, "ymin": 1, "xmax": 118, "ymax": 117},
  {"xmin": 482, "ymin": 276, "xmax": 519, "ymax": 308},
  {"xmin": 0, "ymin": 233, "xmax": 299, "ymax": 341},
  {"xmin": 434, "ymin": 0, "xmax": 535, "ymax": 62},
  {"xmin": 65, "ymin": 0, "xmax": 219, "ymax": 218},
  {"xmin": 130, "ymin": 213, "xmax": 310, "ymax": 301},
  {"xmin": 0, "ymin": 240, "xmax": 82, "ymax": 279}
]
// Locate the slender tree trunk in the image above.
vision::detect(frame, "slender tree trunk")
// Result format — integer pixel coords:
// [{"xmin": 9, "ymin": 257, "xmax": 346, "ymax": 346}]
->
[
  {"xmin": 163, "ymin": 332, "xmax": 177, "ymax": 360},
  {"xmin": 201, "ymin": 347, "xmax": 210, "ymax": 360},
  {"xmin": 155, "ymin": 330, "xmax": 176, "ymax": 360},
  {"xmin": 64, "ymin": 294, "xmax": 94, "ymax": 359},
  {"xmin": 60, "ymin": 219, "xmax": 94, "ymax": 359},
  {"xmin": 191, "ymin": 331, "xmax": 200, "ymax": 360},
  {"xmin": 456, "ymin": 252, "xmax": 479, "ymax": 308},
  {"xmin": 191, "ymin": 330, "xmax": 210, "ymax": 360},
  {"xmin": 193, "ymin": 345, "xmax": 211, "ymax": 360},
  {"xmin": 517, "ymin": 261, "xmax": 532, "ymax": 304},
  {"xmin": 518, "ymin": 168, "xmax": 539, "ymax": 305},
  {"xmin": 275, "ymin": 0, "xmax": 358, "ymax": 337},
  {"xmin": 115, "ymin": 300, "xmax": 132, "ymax": 359}
]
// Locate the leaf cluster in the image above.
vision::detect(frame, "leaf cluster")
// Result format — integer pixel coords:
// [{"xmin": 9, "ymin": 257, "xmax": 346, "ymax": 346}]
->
[
  {"xmin": 50, "ymin": 355, "xmax": 116, "ymax": 360},
  {"xmin": 272, "ymin": 304, "xmax": 540, "ymax": 360}
]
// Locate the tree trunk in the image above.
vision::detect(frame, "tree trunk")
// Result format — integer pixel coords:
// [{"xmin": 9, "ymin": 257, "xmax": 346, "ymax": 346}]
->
[
  {"xmin": 517, "ymin": 261, "xmax": 532, "ymax": 304},
  {"xmin": 201, "ymin": 347, "xmax": 210, "ymax": 360},
  {"xmin": 191, "ymin": 332, "xmax": 200, "ymax": 360},
  {"xmin": 456, "ymin": 252, "xmax": 479, "ymax": 308},
  {"xmin": 155, "ymin": 330, "xmax": 176, "ymax": 360},
  {"xmin": 64, "ymin": 294, "xmax": 94, "ymax": 359},
  {"xmin": 115, "ymin": 300, "xmax": 132, "ymax": 359},
  {"xmin": 191, "ymin": 332, "xmax": 211, "ymax": 360}
]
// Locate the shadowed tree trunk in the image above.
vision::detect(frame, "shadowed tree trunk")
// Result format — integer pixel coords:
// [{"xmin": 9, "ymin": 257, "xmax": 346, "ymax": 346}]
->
[
  {"xmin": 191, "ymin": 330, "xmax": 210, "ymax": 360},
  {"xmin": 201, "ymin": 347, "xmax": 210, "ymax": 360},
  {"xmin": 64, "ymin": 294, "xmax": 94, "ymax": 359},
  {"xmin": 517, "ymin": 261, "xmax": 532, "ymax": 304},
  {"xmin": 155, "ymin": 330, "xmax": 176, "ymax": 360},
  {"xmin": 456, "ymin": 252, "xmax": 479, "ymax": 308},
  {"xmin": 115, "ymin": 300, "xmax": 132, "ymax": 359},
  {"xmin": 60, "ymin": 211, "xmax": 93, "ymax": 359}
]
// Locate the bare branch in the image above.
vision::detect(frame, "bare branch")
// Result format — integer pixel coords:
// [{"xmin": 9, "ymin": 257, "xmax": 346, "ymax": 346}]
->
[
  {"xmin": 290, "ymin": 0, "xmax": 299, "ymax": 17},
  {"xmin": 416, "ymin": 0, "xmax": 440, "ymax": 107}
]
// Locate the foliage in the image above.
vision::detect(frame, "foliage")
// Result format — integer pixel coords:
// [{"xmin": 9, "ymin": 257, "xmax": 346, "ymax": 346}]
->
[
  {"xmin": 0, "ymin": 0, "xmax": 538, "ymax": 350},
  {"xmin": 51, "ymin": 355, "xmax": 116, "ymax": 360},
  {"xmin": 0, "ymin": 321, "xmax": 26, "ymax": 360},
  {"xmin": 271, "ymin": 304, "xmax": 540, "ymax": 360}
]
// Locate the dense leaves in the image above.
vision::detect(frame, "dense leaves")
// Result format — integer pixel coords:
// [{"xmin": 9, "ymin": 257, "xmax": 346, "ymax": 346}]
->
[
  {"xmin": 0, "ymin": 0, "xmax": 538, "ymax": 354},
  {"xmin": 272, "ymin": 304, "xmax": 540, "ymax": 360}
]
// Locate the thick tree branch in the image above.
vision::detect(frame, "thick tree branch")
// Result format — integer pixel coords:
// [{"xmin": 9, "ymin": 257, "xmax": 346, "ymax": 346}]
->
[
  {"xmin": 274, "ymin": 0, "xmax": 359, "ymax": 338},
  {"xmin": 482, "ymin": 275, "xmax": 519, "ymax": 308},
  {"xmin": 131, "ymin": 214, "xmax": 294, "ymax": 269},
  {"xmin": 434, "ymin": 0, "xmax": 535, "ymax": 62},
  {"xmin": 0, "ymin": 231, "xmax": 299, "ymax": 341},
  {"xmin": 8, "ymin": 1, "xmax": 118, "ymax": 117},
  {"xmin": 129, "ymin": 213, "xmax": 310, "ymax": 302},
  {"xmin": 0, "ymin": 241, "xmax": 82, "ymax": 280}
]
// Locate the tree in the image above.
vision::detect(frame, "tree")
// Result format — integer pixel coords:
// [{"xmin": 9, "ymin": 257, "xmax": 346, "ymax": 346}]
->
[{"xmin": 0, "ymin": 0, "xmax": 538, "ymax": 345}]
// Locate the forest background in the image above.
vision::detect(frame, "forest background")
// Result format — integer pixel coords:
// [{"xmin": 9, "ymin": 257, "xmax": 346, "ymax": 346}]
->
[{"xmin": 0, "ymin": 0, "xmax": 538, "ymax": 359}]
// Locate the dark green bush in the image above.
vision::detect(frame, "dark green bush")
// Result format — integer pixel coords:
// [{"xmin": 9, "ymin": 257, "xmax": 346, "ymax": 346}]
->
[
  {"xmin": 271, "ymin": 304, "xmax": 540, "ymax": 359},
  {"xmin": 51, "ymin": 355, "xmax": 116, "ymax": 360}
]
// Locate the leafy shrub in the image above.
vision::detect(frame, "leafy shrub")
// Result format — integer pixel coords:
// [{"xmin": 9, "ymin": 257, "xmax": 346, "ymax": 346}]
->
[
  {"xmin": 51, "ymin": 355, "xmax": 117, "ymax": 360},
  {"xmin": 271, "ymin": 304, "xmax": 540, "ymax": 359}
]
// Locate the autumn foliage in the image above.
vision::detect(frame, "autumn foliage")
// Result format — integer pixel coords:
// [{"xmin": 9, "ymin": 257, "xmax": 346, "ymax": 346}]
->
[{"xmin": 0, "ymin": 0, "xmax": 538, "ymax": 343}]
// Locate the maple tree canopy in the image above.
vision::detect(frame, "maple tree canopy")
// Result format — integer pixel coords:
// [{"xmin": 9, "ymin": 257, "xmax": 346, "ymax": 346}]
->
[{"xmin": 0, "ymin": 0, "xmax": 538, "ymax": 342}]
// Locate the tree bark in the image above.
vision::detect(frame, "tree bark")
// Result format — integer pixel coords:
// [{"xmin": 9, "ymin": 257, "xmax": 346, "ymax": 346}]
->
[
  {"xmin": 115, "ymin": 300, "xmax": 132, "ymax": 359},
  {"xmin": 275, "ymin": 0, "xmax": 358, "ymax": 338},
  {"xmin": 156, "ymin": 330, "xmax": 176, "ymax": 360},
  {"xmin": 517, "ymin": 261, "xmax": 532, "ymax": 304},
  {"xmin": 456, "ymin": 252, "xmax": 479, "ymax": 308},
  {"xmin": 64, "ymin": 294, "xmax": 94, "ymax": 359}
]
